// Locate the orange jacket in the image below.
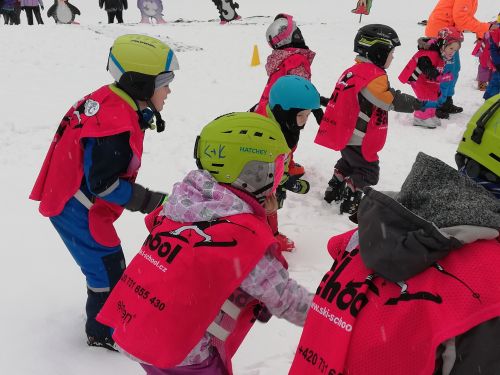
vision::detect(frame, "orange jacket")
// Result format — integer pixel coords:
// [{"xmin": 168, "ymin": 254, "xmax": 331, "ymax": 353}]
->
[{"xmin": 425, "ymin": 0, "xmax": 490, "ymax": 39}]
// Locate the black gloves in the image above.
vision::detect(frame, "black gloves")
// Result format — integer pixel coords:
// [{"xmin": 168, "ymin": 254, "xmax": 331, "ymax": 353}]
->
[
  {"xmin": 124, "ymin": 182, "xmax": 167, "ymax": 214},
  {"xmin": 319, "ymin": 96, "xmax": 330, "ymax": 107},
  {"xmin": 312, "ymin": 108, "xmax": 324, "ymax": 124},
  {"xmin": 417, "ymin": 56, "xmax": 440, "ymax": 81},
  {"xmin": 390, "ymin": 89, "xmax": 422, "ymax": 113},
  {"xmin": 413, "ymin": 100, "xmax": 424, "ymax": 111},
  {"xmin": 417, "ymin": 37, "xmax": 432, "ymax": 50},
  {"xmin": 253, "ymin": 303, "xmax": 272, "ymax": 323}
]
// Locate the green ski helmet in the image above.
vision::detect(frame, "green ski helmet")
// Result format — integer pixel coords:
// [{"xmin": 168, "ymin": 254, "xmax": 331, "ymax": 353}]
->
[
  {"xmin": 107, "ymin": 34, "xmax": 179, "ymax": 101},
  {"xmin": 456, "ymin": 94, "xmax": 500, "ymax": 180},
  {"xmin": 194, "ymin": 112, "xmax": 290, "ymax": 201}
]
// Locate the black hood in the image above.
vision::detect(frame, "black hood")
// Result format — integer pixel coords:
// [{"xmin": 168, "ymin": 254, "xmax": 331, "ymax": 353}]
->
[{"xmin": 357, "ymin": 153, "xmax": 500, "ymax": 282}]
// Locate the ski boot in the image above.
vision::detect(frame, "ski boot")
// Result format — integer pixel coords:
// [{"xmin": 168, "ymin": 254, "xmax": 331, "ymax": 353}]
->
[
  {"xmin": 413, "ymin": 116, "xmax": 440, "ymax": 128},
  {"xmin": 340, "ymin": 187, "xmax": 363, "ymax": 215},
  {"xmin": 288, "ymin": 161, "xmax": 305, "ymax": 179},
  {"xmin": 435, "ymin": 108, "xmax": 450, "ymax": 119},
  {"xmin": 324, "ymin": 176, "xmax": 346, "ymax": 203},
  {"xmin": 87, "ymin": 335, "xmax": 118, "ymax": 352},
  {"xmin": 439, "ymin": 97, "xmax": 463, "ymax": 115},
  {"xmin": 284, "ymin": 177, "xmax": 310, "ymax": 194}
]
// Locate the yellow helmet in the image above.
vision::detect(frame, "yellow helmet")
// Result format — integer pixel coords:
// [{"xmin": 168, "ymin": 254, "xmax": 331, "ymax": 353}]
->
[{"xmin": 107, "ymin": 34, "xmax": 179, "ymax": 101}]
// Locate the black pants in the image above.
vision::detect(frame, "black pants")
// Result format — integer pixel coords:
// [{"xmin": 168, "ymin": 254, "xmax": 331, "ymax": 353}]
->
[
  {"xmin": 334, "ymin": 145, "xmax": 380, "ymax": 189},
  {"xmin": 3, "ymin": 10, "xmax": 18, "ymax": 24},
  {"xmin": 25, "ymin": 6, "xmax": 44, "ymax": 25},
  {"xmin": 107, "ymin": 10, "xmax": 123, "ymax": 23}
]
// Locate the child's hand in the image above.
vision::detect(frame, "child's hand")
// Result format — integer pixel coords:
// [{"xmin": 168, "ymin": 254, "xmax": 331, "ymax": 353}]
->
[
  {"xmin": 264, "ymin": 194, "xmax": 279, "ymax": 215},
  {"xmin": 312, "ymin": 108, "xmax": 324, "ymax": 124},
  {"xmin": 417, "ymin": 56, "xmax": 439, "ymax": 81},
  {"xmin": 437, "ymin": 72, "xmax": 454, "ymax": 82}
]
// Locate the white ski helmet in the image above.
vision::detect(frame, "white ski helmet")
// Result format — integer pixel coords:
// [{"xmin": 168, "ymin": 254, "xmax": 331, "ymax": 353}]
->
[{"xmin": 266, "ymin": 14, "xmax": 305, "ymax": 49}]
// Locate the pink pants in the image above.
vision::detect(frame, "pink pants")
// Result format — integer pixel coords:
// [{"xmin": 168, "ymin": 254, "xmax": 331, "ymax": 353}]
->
[
  {"xmin": 477, "ymin": 65, "xmax": 492, "ymax": 83},
  {"xmin": 414, "ymin": 108, "xmax": 436, "ymax": 120}
]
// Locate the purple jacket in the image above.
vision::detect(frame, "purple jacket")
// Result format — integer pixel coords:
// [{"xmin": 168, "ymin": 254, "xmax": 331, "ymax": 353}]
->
[
  {"xmin": 1, "ymin": 0, "xmax": 20, "ymax": 9},
  {"xmin": 133, "ymin": 170, "xmax": 313, "ymax": 374},
  {"xmin": 20, "ymin": 0, "xmax": 43, "ymax": 7}
]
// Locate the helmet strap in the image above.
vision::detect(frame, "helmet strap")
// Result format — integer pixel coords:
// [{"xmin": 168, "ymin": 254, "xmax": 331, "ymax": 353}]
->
[{"xmin": 146, "ymin": 99, "xmax": 166, "ymax": 133}]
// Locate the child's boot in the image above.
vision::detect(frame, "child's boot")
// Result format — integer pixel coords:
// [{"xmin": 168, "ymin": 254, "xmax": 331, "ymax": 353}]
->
[
  {"xmin": 284, "ymin": 177, "xmax": 310, "ymax": 194},
  {"xmin": 340, "ymin": 185, "xmax": 363, "ymax": 215},
  {"xmin": 435, "ymin": 108, "xmax": 450, "ymax": 119},
  {"xmin": 85, "ymin": 289, "xmax": 117, "ymax": 351},
  {"xmin": 414, "ymin": 116, "xmax": 440, "ymax": 128},
  {"xmin": 324, "ymin": 173, "xmax": 346, "ymax": 203},
  {"xmin": 288, "ymin": 154, "xmax": 305, "ymax": 178},
  {"xmin": 440, "ymin": 97, "xmax": 463, "ymax": 114},
  {"xmin": 414, "ymin": 108, "xmax": 439, "ymax": 128}
]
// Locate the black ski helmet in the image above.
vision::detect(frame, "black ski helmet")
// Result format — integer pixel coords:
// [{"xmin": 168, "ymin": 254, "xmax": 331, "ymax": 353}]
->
[{"xmin": 354, "ymin": 24, "xmax": 401, "ymax": 68}]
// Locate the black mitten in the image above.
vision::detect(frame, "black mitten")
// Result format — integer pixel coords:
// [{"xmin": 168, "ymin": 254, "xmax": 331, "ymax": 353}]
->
[
  {"xmin": 124, "ymin": 183, "xmax": 167, "ymax": 214},
  {"xmin": 312, "ymin": 108, "xmax": 324, "ymax": 124},
  {"xmin": 417, "ymin": 56, "xmax": 439, "ymax": 81},
  {"xmin": 319, "ymin": 96, "xmax": 330, "ymax": 107}
]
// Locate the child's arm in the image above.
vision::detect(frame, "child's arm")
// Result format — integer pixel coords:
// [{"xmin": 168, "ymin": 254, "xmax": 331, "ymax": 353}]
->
[
  {"xmin": 362, "ymin": 75, "xmax": 421, "ymax": 113},
  {"xmin": 416, "ymin": 56, "xmax": 440, "ymax": 81},
  {"xmin": 82, "ymin": 134, "xmax": 166, "ymax": 213},
  {"xmin": 390, "ymin": 89, "xmax": 423, "ymax": 113},
  {"xmin": 452, "ymin": 0, "xmax": 490, "ymax": 39},
  {"xmin": 240, "ymin": 250, "xmax": 313, "ymax": 326}
]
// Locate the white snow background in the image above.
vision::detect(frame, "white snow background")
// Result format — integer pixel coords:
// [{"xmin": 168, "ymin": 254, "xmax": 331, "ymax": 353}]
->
[{"xmin": 0, "ymin": 0, "xmax": 497, "ymax": 373}]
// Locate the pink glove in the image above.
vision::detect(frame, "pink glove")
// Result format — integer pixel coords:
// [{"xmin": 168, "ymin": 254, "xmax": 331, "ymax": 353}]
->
[{"xmin": 437, "ymin": 72, "xmax": 453, "ymax": 83}]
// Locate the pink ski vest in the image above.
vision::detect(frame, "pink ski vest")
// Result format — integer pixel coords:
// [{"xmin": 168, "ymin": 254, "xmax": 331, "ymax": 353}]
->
[
  {"xmin": 315, "ymin": 63, "xmax": 387, "ymax": 162},
  {"xmin": 30, "ymin": 85, "xmax": 144, "ymax": 247},
  {"xmin": 472, "ymin": 36, "xmax": 494, "ymax": 70},
  {"xmin": 97, "ymin": 211, "xmax": 276, "ymax": 372},
  {"xmin": 399, "ymin": 50, "xmax": 445, "ymax": 101},
  {"xmin": 289, "ymin": 229, "xmax": 500, "ymax": 375},
  {"xmin": 255, "ymin": 51, "xmax": 312, "ymax": 116}
]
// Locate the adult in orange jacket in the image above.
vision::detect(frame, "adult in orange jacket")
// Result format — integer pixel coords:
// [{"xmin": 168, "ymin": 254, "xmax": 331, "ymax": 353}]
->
[
  {"xmin": 425, "ymin": 0, "xmax": 491, "ymax": 39},
  {"xmin": 424, "ymin": 0, "xmax": 498, "ymax": 118}
]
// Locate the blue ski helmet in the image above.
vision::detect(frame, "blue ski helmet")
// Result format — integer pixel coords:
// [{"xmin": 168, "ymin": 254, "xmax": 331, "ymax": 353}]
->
[{"xmin": 269, "ymin": 75, "xmax": 320, "ymax": 111}]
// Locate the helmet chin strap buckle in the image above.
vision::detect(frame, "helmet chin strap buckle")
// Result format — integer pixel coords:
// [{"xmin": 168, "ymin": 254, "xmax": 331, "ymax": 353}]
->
[{"xmin": 145, "ymin": 100, "xmax": 166, "ymax": 133}]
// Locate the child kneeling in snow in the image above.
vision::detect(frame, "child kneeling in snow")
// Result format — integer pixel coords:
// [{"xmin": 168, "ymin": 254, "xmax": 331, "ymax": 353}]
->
[{"xmin": 97, "ymin": 112, "xmax": 313, "ymax": 375}]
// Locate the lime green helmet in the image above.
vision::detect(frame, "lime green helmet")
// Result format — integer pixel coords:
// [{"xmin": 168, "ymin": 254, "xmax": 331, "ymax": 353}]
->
[
  {"xmin": 194, "ymin": 112, "xmax": 290, "ymax": 201},
  {"xmin": 456, "ymin": 94, "xmax": 500, "ymax": 180},
  {"xmin": 107, "ymin": 34, "xmax": 179, "ymax": 101}
]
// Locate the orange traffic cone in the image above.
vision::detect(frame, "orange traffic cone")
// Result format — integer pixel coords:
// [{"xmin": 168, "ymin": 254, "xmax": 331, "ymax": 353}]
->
[{"xmin": 250, "ymin": 44, "xmax": 260, "ymax": 67}]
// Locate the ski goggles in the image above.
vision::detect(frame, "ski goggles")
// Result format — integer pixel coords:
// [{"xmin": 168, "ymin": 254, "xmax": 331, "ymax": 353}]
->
[{"xmin": 270, "ymin": 14, "xmax": 294, "ymax": 46}]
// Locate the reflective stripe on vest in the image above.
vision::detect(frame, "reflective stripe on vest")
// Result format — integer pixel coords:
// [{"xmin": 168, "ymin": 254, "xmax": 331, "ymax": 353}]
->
[
  {"xmin": 74, "ymin": 189, "xmax": 93, "ymax": 209},
  {"xmin": 206, "ymin": 299, "xmax": 242, "ymax": 342}
]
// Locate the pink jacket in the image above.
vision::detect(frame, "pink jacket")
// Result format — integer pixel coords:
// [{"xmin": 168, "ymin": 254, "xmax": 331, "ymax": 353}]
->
[
  {"xmin": 100, "ymin": 170, "xmax": 312, "ymax": 372},
  {"xmin": 255, "ymin": 48, "xmax": 315, "ymax": 115}
]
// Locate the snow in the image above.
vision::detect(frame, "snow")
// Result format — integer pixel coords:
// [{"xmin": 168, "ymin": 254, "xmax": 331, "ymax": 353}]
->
[{"xmin": 0, "ymin": 0, "xmax": 496, "ymax": 373}]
